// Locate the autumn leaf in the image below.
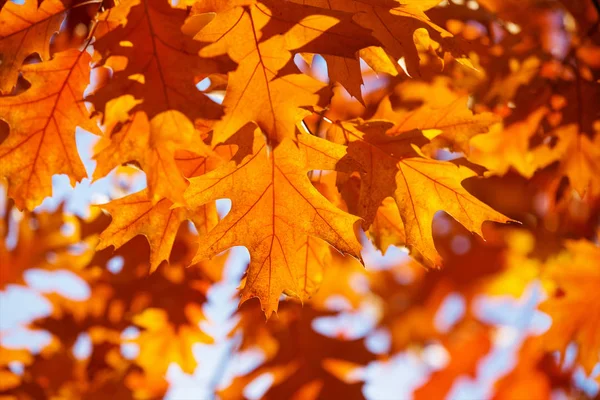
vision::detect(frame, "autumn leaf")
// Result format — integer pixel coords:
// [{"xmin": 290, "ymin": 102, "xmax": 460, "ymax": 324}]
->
[
  {"xmin": 302, "ymin": 51, "xmax": 367, "ymax": 103},
  {"xmin": 483, "ymin": 56, "xmax": 541, "ymax": 104},
  {"xmin": 414, "ymin": 321, "xmax": 491, "ymax": 400},
  {"xmin": 93, "ymin": 96, "xmax": 213, "ymax": 203},
  {"xmin": 368, "ymin": 197, "xmax": 407, "ymax": 255},
  {"xmin": 0, "ymin": 204, "xmax": 81, "ymax": 288},
  {"xmin": 293, "ymin": 235, "xmax": 332, "ymax": 300},
  {"xmin": 331, "ymin": 119, "xmax": 512, "ymax": 267},
  {"xmin": 2, "ymin": 0, "xmax": 600, "ymax": 397},
  {"xmin": 534, "ymin": 125, "xmax": 600, "ymax": 198},
  {"xmin": 337, "ymin": 173, "xmax": 407, "ymax": 256},
  {"xmin": 133, "ymin": 306, "xmax": 212, "ymax": 376},
  {"xmin": 0, "ymin": 0, "xmax": 67, "ymax": 94},
  {"xmin": 470, "ymin": 108, "xmax": 548, "ymax": 178},
  {"xmin": 192, "ymin": 0, "xmax": 376, "ymax": 142},
  {"xmin": 185, "ymin": 127, "xmax": 361, "ymax": 316},
  {"xmin": 91, "ymin": 0, "xmax": 223, "ymax": 126},
  {"xmin": 540, "ymin": 240, "xmax": 600, "ymax": 374},
  {"xmin": 358, "ymin": 46, "xmax": 402, "ymax": 76},
  {"xmin": 223, "ymin": 0, "xmax": 379, "ymax": 103},
  {"xmin": 325, "ymin": 55, "xmax": 366, "ymax": 102},
  {"xmin": 493, "ymin": 338, "xmax": 571, "ymax": 400},
  {"xmin": 221, "ymin": 303, "xmax": 373, "ymax": 399},
  {"xmin": 295, "ymin": 0, "xmax": 456, "ymax": 77},
  {"xmin": 0, "ymin": 49, "xmax": 97, "ymax": 210},
  {"xmin": 373, "ymin": 94, "xmax": 500, "ymax": 154},
  {"xmin": 194, "ymin": 2, "xmax": 332, "ymax": 144},
  {"xmin": 96, "ymin": 189, "xmax": 218, "ymax": 272}
]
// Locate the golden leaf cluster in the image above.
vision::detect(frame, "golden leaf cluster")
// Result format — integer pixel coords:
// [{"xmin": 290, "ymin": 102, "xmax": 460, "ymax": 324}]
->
[{"xmin": 1, "ymin": 0, "xmax": 599, "ymax": 398}]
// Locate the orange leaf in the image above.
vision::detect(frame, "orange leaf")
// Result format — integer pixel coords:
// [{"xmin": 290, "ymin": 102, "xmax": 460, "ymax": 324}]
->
[
  {"xmin": 540, "ymin": 240, "xmax": 600, "ymax": 374},
  {"xmin": 332, "ymin": 120, "xmax": 512, "ymax": 267},
  {"xmin": 0, "ymin": 203, "xmax": 81, "ymax": 288},
  {"xmin": 132, "ymin": 307, "xmax": 212, "ymax": 377},
  {"xmin": 374, "ymin": 95, "xmax": 500, "ymax": 154},
  {"xmin": 91, "ymin": 0, "xmax": 223, "ymax": 126},
  {"xmin": 323, "ymin": 55, "xmax": 365, "ymax": 102},
  {"xmin": 93, "ymin": 96, "xmax": 213, "ymax": 203},
  {"xmin": 195, "ymin": 3, "xmax": 329, "ymax": 144},
  {"xmin": 185, "ymin": 127, "xmax": 361, "ymax": 316},
  {"xmin": 534, "ymin": 125, "xmax": 600, "ymax": 198},
  {"xmin": 470, "ymin": 108, "xmax": 548, "ymax": 178},
  {"xmin": 0, "ymin": 49, "xmax": 97, "ymax": 210},
  {"xmin": 96, "ymin": 189, "xmax": 218, "ymax": 272},
  {"xmin": 0, "ymin": 0, "xmax": 67, "ymax": 93},
  {"xmin": 297, "ymin": 0, "xmax": 454, "ymax": 77}
]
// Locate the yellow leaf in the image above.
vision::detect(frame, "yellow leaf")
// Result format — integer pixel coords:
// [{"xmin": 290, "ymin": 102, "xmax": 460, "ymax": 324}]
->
[
  {"xmin": 133, "ymin": 306, "xmax": 212, "ymax": 376},
  {"xmin": 359, "ymin": 46, "xmax": 401, "ymax": 76},
  {"xmin": 534, "ymin": 125, "xmax": 600, "ymax": 198},
  {"xmin": 297, "ymin": 0, "xmax": 453, "ymax": 77}
]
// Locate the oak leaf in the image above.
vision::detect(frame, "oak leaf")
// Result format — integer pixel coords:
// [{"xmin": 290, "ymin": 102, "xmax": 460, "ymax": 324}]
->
[
  {"xmin": 0, "ymin": 206, "xmax": 81, "ymax": 288},
  {"xmin": 95, "ymin": 189, "xmax": 217, "ymax": 272},
  {"xmin": 91, "ymin": 0, "xmax": 222, "ymax": 126},
  {"xmin": 322, "ymin": 54, "xmax": 365, "ymax": 102},
  {"xmin": 207, "ymin": 0, "xmax": 379, "ymax": 103},
  {"xmin": 221, "ymin": 303, "xmax": 373, "ymax": 399},
  {"xmin": 0, "ymin": 49, "xmax": 97, "ymax": 210},
  {"xmin": 367, "ymin": 197, "xmax": 407, "ymax": 255},
  {"xmin": 185, "ymin": 127, "xmax": 362, "ymax": 316},
  {"xmin": 358, "ymin": 46, "xmax": 402, "ymax": 76},
  {"xmin": 132, "ymin": 306, "xmax": 212, "ymax": 376},
  {"xmin": 483, "ymin": 56, "xmax": 541, "ymax": 104},
  {"xmin": 534, "ymin": 125, "xmax": 600, "ymax": 198},
  {"xmin": 493, "ymin": 338, "xmax": 570, "ymax": 400},
  {"xmin": 2, "ymin": 0, "xmax": 598, "ymax": 396},
  {"xmin": 413, "ymin": 322, "xmax": 491, "ymax": 400},
  {"xmin": 194, "ymin": 2, "xmax": 333, "ymax": 144},
  {"xmin": 373, "ymin": 94, "xmax": 500, "ymax": 154},
  {"xmin": 93, "ymin": 96, "xmax": 213, "ymax": 203},
  {"xmin": 295, "ymin": 0, "xmax": 455, "ymax": 77},
  {"xmin": 330, "ymin": 120, "xmax": 512, "ymax": 267},
  {"xmin": 469, "ymin": 108, "xmax": 548, "ymax": 178},
  {"xmin": 540, "ymin": 240, "xmax": 600, "ymax": 374},
  {"xmin": 0, "ymin": 0, "xmax": 67, "ymax": 94}
]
